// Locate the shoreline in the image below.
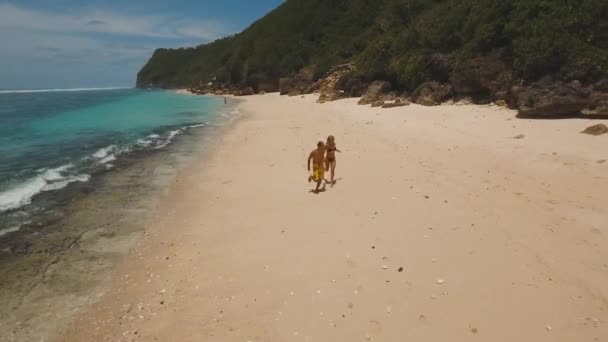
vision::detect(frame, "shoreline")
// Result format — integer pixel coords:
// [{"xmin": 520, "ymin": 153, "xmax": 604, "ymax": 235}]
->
[
  {"xmin": 0, "ymin": 96, "xmax": 241, "ymax": 342},
  {"xmin": 62, "ymin": 93, "xmax": 607, "ymax": 341}
]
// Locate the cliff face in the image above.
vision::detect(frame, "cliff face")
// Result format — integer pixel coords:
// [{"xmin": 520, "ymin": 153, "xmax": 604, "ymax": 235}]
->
[{"xmin": 137, "ymin": 0, "xmax": 608, "ymax": 117}]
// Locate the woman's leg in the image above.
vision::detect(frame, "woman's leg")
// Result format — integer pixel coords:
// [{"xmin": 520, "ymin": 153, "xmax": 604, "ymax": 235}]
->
[{"xmin": 330, "ymin": 160, "xmax": 336, "ymax": 183}]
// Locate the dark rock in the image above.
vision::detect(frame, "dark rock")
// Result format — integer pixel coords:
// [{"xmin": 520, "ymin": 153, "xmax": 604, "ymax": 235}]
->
[
  {"xmin": 515, "ymin": 81, "xmax": 593, "ymax": 117},
  {"xmin": 358, "ymin": 81, "xmax": 392, "ymax": 105},
  {"xmin": 235, "ymin": 86, "xmax": 254, "ymax": 96},
  {"xmin": 279, "ymin": 78, "xmax": 293, "ymax": 95},
  {"xmin": 583, "ymin": 92, "xmax": 608, "ymax": 116},
  {"xmin": 256, "ymin": 81, "xmax": 279, "ymax": 93},
  {"xmin": 594, "ymin": 79, "xmax": 608, "ymax": 92},
  {"xmin": 412, "ymin": 81, "xmax": 453, "ymax": 106},
  {"xmin": 313, "ymin": 63, "xmax": 358, "ymax": 103},
  {"xmin": 581, "ymin": 124, "xmax": 608, "ymax": 136},
  {"xmin": 382, "ymin": 99, "xmax": 410, "ymax": 108},
  {"xmin": 371, "ymin": 101, "xmax": 385, "ymax": 108}
]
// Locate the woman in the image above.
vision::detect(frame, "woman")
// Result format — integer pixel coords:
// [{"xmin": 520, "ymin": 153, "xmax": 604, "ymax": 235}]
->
[{"xmin": 325, "ymin": 135, "xmax": 341, "ymax": 185}]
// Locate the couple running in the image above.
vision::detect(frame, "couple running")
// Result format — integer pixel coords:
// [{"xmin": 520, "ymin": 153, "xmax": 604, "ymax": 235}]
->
[{"xmin": 307, "ymin": 135, "xmax": 341, "ymax": 193}]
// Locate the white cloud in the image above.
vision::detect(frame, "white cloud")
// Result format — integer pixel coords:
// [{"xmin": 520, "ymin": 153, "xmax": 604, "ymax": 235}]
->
[
  {"xmin": 0, "ymin": 2, "xmax": 235, "ymax": 88},
  {"xmin": 0, "ymin": 3, "xmax": 231, "ymax": 40}
]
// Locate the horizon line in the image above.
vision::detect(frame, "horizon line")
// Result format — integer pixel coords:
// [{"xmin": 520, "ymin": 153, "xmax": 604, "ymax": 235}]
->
[{"xmin": 0, "ymin": 87, "xmax": 133, "ymax": 94}]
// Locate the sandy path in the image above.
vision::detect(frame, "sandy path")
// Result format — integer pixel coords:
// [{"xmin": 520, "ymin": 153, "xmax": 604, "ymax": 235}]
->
[{"xmin": 63, "ymin": 94, "xmax": 607, "ymax": 341}]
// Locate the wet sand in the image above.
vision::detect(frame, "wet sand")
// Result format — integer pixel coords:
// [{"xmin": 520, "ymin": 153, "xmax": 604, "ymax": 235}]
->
[{"xmin": 63, "ymin": 94, "xmax": 607, "ymax": 341}]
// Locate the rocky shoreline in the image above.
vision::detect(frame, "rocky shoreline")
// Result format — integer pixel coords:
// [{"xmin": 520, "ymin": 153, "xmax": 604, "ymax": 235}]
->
[{"xmin": 181, "ymin": 57, "xmax": 608, "ymax": 119}]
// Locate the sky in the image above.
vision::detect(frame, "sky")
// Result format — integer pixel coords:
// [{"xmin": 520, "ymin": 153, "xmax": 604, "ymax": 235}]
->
[{"xmin": 0, "ymin": 0, "xmax": 284, "ymax": 89}]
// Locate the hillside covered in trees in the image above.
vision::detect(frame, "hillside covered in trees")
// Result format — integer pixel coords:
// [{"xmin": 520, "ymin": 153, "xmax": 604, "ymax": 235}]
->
[{"xmin": 137, "ymin": 0, "xmax": 608, "ymax": 116}]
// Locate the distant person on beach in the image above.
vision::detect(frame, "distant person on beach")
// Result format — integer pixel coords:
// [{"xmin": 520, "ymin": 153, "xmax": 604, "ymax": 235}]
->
[
  {"xmin": 308, "ymin": 141, "xmax": 326, "ymax": 193},
  {"xmin": 224, "ymin": 97, "xmax": 227, "ymax": 104},
  {"xmin": 325, "ymin": 135, "xmax": 341, "ymax": 185}
]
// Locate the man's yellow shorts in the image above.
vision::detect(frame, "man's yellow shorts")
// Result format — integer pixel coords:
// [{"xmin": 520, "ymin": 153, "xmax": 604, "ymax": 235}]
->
[{"xmin": 312, "ymin": 166, "xmax": 325, "ymax": 181}]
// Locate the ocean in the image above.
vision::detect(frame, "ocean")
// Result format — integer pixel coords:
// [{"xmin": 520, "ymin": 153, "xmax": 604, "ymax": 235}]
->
[
  {"xmin": 0, "ymin": 88, "xmax": 224, "ymax": 237},
  {"xmin": 0, "ymin": 87, "xmax": 239, "ymax": 341}
]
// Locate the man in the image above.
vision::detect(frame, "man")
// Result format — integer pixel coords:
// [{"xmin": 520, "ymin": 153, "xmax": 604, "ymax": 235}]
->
[{"xmin": 307, "ymin": 141, "xmax": 326, "ymax": 193}]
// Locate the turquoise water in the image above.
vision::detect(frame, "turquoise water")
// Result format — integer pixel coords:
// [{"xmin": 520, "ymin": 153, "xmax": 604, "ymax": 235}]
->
[{"xmin": 0, "ymin": 89, "xmax": 223, "ymax": 234}]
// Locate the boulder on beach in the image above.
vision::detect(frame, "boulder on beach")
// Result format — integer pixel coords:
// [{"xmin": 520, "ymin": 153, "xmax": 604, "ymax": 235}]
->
[
  {"xmin": 358, "ymin": 81, "xmax": 392, "ymax": 105},
  {"xmin": 411, "ymin": 81, "xmax": 453, "ymax": 106},
  {"xmin": 581, "ymin": 124, "xmax": 608, "ymax": 136},
  {"xmin": 514, "ymin": 81, "xmax": 593, "ymax": 117}
]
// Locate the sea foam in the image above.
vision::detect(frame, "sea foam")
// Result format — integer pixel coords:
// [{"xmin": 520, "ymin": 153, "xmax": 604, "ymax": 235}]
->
[{"xmin": 0, "ymin": 164, "xmax": 89, "ymax": 213}]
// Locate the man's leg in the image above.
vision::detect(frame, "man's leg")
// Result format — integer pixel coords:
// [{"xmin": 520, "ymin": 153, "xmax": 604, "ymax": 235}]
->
[{"xmin": 315, "ymin": 178, "xmax": 323, "ymax": 192}]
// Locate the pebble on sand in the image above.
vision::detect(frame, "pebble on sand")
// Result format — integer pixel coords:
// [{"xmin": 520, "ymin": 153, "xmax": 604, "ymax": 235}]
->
[{"xmin": 436, "ymin": 279, "xmax": 445, "ymax": 285}]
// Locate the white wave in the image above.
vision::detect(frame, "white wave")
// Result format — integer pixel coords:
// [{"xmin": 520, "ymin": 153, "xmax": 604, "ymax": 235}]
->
[
  {"xmin": 187, "ymin": 123, "xmax": 207, "ymax": 129},
  {"xmin": 0, "ymin": 87, "xmax": 130, "ymax": 94},
  {"xmin": 136, "ymin": 139, "xmax": 153, "ymax": 147},
  {"xmin": 155, "ymin": 129, "xmax": 183, "ymax": 149},
  {"xmin": 0, "ymin": 177, "xmax": 46, "ymax": 212},
  {"xmin": 0, "ymin": 226, "xmax": 21, "ymax": 237},
  {"xmin": 99, "ymin": 155, "xmax": 117, "ymax": 164},
  {"xmin": 40, "ymin": 164, "xmax": 73, "ymax": 181},
  {"xmin": 42, "ymin": 174, "xmax": 90, "ymax": 192},
  {"xmin": 0, "ymin": 166, "xmax": 89, "ymax": 212},
  {"xmin": 93, "ymin": 145, "xmax": 116, "ymax": 159}
]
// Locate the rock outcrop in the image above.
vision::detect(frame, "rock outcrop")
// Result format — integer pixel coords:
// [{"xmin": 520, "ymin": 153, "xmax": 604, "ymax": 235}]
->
[
  {"xmin": 514, "ymin": 81, "xmax": 593, "ymax": 117},
  {"xmin": 358, "ymin": 81, "xmax": 392, "ymax": 105},
  {"xmin": 312, "ymin": 63, "xmax": 362, "ymax": 103},
  {"xmin": 411, "ymin": 81, "xmax": 453, "ymax": 106}
]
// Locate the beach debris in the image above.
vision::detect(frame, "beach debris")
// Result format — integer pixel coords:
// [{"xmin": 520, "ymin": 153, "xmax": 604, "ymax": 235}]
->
[
  {"xmin": 513, "ymin": 134, "xmax": 526, "ymax": 139},
  {"xmin": 424, "ymin": 195, "xmax": 430, "ymax": 199},
  {"xmin": 386, "ymin": 306, "xmax": 392, "ymax": 314},
  {"xmin": 436, "ymin": 279, "xmax": 445, "ymax": 285},
  {"xmin": 398, "ymin": 267, "xmax": 404, "ymax": 272},
  {"xmin": 470, "ymin": 327, "xmax": 478, "ymax": 334},
  {"xmin": 159, "ymin": 289, "xmax": 166, "ymax": 294},
  {"xmin": 545, "ymin": 325, "xmax": 552, "ymax": 331},
  {"xmin": 430, "ymin": 294, "xmax": 438, "ymax": 299},
  {"xmin": 382, "ymin": 265, "xmax": 389, "ymax": 269},
  {"xmin": 597, "ymin": 159, "xmax": 606, "ymax": 164},
  {"xmin": 371, "ymin": 245, "xmax": 376, "ymax": 249}
]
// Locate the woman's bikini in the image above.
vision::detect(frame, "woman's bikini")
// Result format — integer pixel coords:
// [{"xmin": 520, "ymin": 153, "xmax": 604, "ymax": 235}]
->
[{"xmin": 326, "ymin": 145, "xmax": 337, "ymax": 163}]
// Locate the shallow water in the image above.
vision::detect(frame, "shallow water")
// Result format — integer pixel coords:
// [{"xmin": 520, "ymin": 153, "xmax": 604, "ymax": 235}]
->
[
  {"xmin": 0, "ymin": 88, "xmax": 222, "ymax": 235},
  {"xmin": 0, "ymin": 89, "xmax": 240, "ymax": 341}
]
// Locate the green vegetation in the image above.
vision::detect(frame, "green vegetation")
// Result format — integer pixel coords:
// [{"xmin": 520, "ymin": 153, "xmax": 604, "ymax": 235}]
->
[{"xmin": 137, "ymin": 0, "xmax": 608, "ymax": 90}]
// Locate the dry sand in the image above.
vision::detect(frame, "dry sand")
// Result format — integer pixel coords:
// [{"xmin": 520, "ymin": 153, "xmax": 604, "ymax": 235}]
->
[{"xmin": 63, "ymin": 93, "xmax": 607, "ymax": 341}]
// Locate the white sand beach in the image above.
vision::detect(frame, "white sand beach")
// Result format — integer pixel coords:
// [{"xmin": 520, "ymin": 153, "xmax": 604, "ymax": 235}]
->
[{"xmin": 63, "ymin": 93, "xmax": 608, "ymax": 341}]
